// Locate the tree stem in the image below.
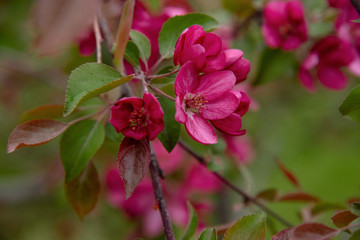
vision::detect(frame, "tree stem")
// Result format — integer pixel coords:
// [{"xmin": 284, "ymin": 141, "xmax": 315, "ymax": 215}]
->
[
  {"xmin": 178, "ymin": 141, "xmax": 293, "ymax": 228},
  {"xmin": 149, "ymin": 150, "xmax": 175, "ymax": 240}
]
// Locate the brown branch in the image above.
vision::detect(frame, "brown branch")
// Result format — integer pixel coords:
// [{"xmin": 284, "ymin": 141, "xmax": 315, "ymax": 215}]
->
[
  {"xmin": 93, "ymin": 17, "xmax": 102, "ymax": 63},
  {"xmin": 178, "ymin": 141, "xmax": 293, "ymax": 228},
  {"xmin": 149, "ymin": 150, "xmax": 175, "ymax": 240}
]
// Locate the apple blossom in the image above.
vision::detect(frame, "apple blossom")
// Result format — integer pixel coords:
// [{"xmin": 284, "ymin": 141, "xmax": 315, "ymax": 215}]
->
[{"xmin": 110, "ymin": 93, "xmax": 164, "ymax": 140}]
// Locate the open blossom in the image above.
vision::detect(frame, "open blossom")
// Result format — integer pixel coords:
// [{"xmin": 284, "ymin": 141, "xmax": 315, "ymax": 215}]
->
[
  {"xmin": 299, "ymin": 36, "xmax": 356, "ymax": 91},
  {"xmin": 110, "ymin": 93, "xmax": 164, "ymax": 140},
  {"xmin": 174, "ymin": 25, "xmax": 250, "ymax": 83},
  {"xmin": 175, "ymin": 61, "xmax": 243, "ymax": 144},
  {"xmin": 262, "ymin": 0, "xmax": 308, "ymax": 50}
]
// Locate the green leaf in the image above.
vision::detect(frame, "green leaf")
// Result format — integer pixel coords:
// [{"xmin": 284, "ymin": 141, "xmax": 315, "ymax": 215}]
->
[
  {"xmin": 124, "ymin": 41, "xmax": 140, "ymax": 68},
  {"xmin": 157, "ymin": 95, "xmax": 180, "ymax": 152},
  {"xmin": 158, "ymin": 13, "xmax": 218, "ymax": 57},
  {"xmin": 160, "ymin": 84, "xmax": 176, "ymax": 98},
  {"xmin": 350, "ymin": 230, "xmax": 360, "ymax": 240},
  {"xmin": 113, "ymin": 0, "xmax": 135, "ymax": 72},
  {"xmin": 182, "ymin": 202, "xmax": 199, "ymax": 240},
  {"xmin": 8, "ymin": 119, "xmax": 69, "ymax": 153},
  {"xmin": 20, "ymin": 104, "xmax": 64, "ymax": 123},
  {"xmin": 105, "ymin": 123, "xmax": 124, "ymax": 142},
  {"xmin": 65, "ymin": 160, "xmax": 100, "ymax": 220},
  {"xmin": 198, "ymin": 228, "xmax": 217, "ymax": 240},
  {"xmin": 352, "ymin": 18, "xmax": 360, "ymax": 23},
  {"xmin": 142, "ymin": 0, "xmax": 163, "ymax": 13},
  {"xmin": 351, "ymin": 202, "xmax": 360, "ymax": 216},
  {"xmin": 339, "ymin": 85, "xmax": 360, "ymax": 122},
  {"xmin": 253, "ymin": 48, "xmax": 296, "ymax": 86},
  {"xmin": 223, "ymin": 212, "xmax": 266, "ymax": 240},
  {"xmin": 222, "ymin": 0, "xmax": 255, "ymax": 19},
  {"xmin": 130, "ymin": 30, "xmax": 151, "ymax": 63},
  {"xmin": 60, "ymin": 119, "xmax": 105, "ymax": 182},
  {"xmin": 64, "ymin": 63, "xmax": 133, "ymax": 116}
]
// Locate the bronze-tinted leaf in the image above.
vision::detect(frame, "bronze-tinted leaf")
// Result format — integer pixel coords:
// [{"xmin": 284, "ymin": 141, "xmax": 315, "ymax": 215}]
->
[
  {"xmin": 291, "ymin": 223, "xmax": 338, "ymax": 240},
  {"xmin": 278, "ymin": 192, "xmax": 319, "ymax": 203},
  {"xmin": 117, "ymin": 137, "xmax": 151, "ymax": 199},
  {"xmin": 113, "ymin": 0, "xmax": 135, "ymax": 72},
  {"xmin": 32, "ymin": 0, "xmax": 98, "ymax": 55},
  {"xmin": 20, "ymin": 104, "xmax": 64, "ymax": 123},
  {"xmin": 8, "ymin": 119, "xmax": 69, "ymax": 153},
  {"xmin": 276, "ymin": 159, "xmax": 300, "ymax": 188},
  {"xmin": 331, "ymin": 210, "xmax": 358, "ymax": 228},
  {"xmin": 271, "ymin": 228, "xmax": 293, "ymax": 240},
  {"xmin": 65, "ymin": 160, "xmax": 100, "ymax": 219},
  {"xmin": 256, "ymin": 188, "xmax": 279, "ymax": 202}
]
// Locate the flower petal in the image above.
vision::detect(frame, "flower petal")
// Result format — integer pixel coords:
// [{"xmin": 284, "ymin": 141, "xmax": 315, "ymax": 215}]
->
[
  {"xmin": 203, "ymin": 51, "xmax": 226, "ymax": 73},
  {"xmin": 317, "ymin": 64, "xmax": 347, "ymax": 90},
  {"xmin": 180, "ymin": 44, "xmax": 206, "ymax": 69},
  {"xmin": 211, "ymin": 113, "xmax": 246, "ymax": 136},
  {"xmin": 224, "ymin": 49, "xmax": 243, "ymax": 68},
  {"xmin": 200, "ymin": 91, "xmax": 239, "ymax": 120},
  {"xmin": 298, "ymin": 66, "xmax": 316, "ymax": 92},
  {"xmin": 185, "ymin": 113, "xmax": 217, "ymax": 144},
  {"xmin": 175, "ymin": 95, "xmax": 187, "ymax": 123},
  {"xmin": 264, "ymin": 1, "xmax": 287, "ymax": 26},
  {"xmin": 175, "ymin": 61, "xmax": 200, "ymax": 96},
  {"xmin": 196, "ymin": 70, "xmax": 236, "ymax": 100},
  {"xmin": 229, "ymin": 58, "xmax": 251, "ymax": 83},
  {"xmin": 202, "ymin": 32, "xmax": 222, "ymax": 56}
]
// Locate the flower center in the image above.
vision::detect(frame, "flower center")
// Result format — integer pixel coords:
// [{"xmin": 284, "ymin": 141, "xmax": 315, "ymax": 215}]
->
[
  {"xmin": 280, "ymin": 23, "xmax": 293, "ymax": 37},
  {"xmin": 128, "ymin": 108, "xmax": 146, "ymax": 130},
  {"xmin": 185, "ymin": 93, "xmax": 207, "ymax": 113}
]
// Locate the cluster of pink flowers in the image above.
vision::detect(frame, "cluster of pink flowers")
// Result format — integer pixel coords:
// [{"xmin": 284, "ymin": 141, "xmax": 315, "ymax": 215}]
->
[
  {"xmin": 173, "ymin": 25, "xmax": 251, "ymax": 144},
  {"xmin": 262, "ymin": 0, "xmax": 308, "ymax": 50},
  {"xmin": 105, "ymin": 140, "xmax": 222, "ymax": 238}
]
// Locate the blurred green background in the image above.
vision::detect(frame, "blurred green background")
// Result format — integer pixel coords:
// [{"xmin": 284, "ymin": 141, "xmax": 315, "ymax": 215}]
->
[{"xmin": 1, "ymin": 0, "xmax": 360, "ymax": 239}]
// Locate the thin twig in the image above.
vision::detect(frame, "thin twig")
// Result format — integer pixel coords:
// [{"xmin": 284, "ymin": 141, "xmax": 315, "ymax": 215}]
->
[
  {"xmin": 148, "ymin": 68, "xmax": 179, "ymax": 79},
  {"xmin": 178, "ymin": 141, "xmax": 293, "ymax": 228},
  {"xmin": 93, "ymin": 17, "xmax": 102, "ymax": 63},
  {"xmin": 149, "ymin": 150, "xmax": 175, "ymax": 240},
  {"xmin": 147, "ymin": 55, "xmax": 167, "ymax": 75},
  {"xmin": 148, "ymin": 85, "xmax": 176, "ymax": 101},
  {"xmin": 97, "ymin": 11, "xmax": 114, "ymax": 51}
]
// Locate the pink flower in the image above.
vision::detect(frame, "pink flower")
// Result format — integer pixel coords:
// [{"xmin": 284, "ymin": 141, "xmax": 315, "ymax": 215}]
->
[
  {"xmin": 299, "ymin": 36, "xmax": 356, "ymax": 91},
  {"xmin": 224, "ymin": 135, "xmax": 254, "ymax": 165},
  {"xmin": 211, "ymin": 90, "xmax": 250, "ymax": 136},
  {"xmin": 77, "ymin": 29, "xmax": 96, "ymax": 57},
  {"xmin": 174, "ymin": 25, "xmax": 224, "ymax": 70},
  {"xmin": 262, "ymin": 0, "xmax": 308, "ymax": 50},
  {"xmin": 110, "ymin": 93, "xmax": 164, "ymax": 140},
  {"xmin": 152, "ymin": 139, "xmax": 184, "ymax": 174},
  {"xmin": 175, "ymin": 61, "xmax": 240, "ymax": 144}
]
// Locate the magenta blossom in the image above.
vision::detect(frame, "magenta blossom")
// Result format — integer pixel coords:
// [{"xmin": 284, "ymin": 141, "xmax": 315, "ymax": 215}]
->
[
  {"xmin": 299, "ymin": 36, "xmax": 356, "ymax": 91},
  {"xmin": 110, "ymin": 93, "xmax": 164, "ymax": 140},
  {"xmin": 262, "ymin": 0, "xmax": 308, "ymax": 50},
  {"xmin": 174, "ymin": 25, "xmax": 224, "ymax": 70},
  {"xmin": 175, "ymin": 61, "xmax": 241, "ymax": 144}
]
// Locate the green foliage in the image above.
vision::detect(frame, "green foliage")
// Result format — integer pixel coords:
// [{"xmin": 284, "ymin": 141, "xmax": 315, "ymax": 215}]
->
[
  {"xmin": 253, "ymin": 47, "xmax": 297, "ymax": 86},
  {"xmin": 64, "ymin": 63, "xmax": 133, "ymax": 116},
  {"xmin": 60, "ymin": 119, "xmax": 105, "ymax": 182},
  {"xmin": 158, "ymin": 13, "xmax": 218, "ymax": 57},
  {"xmin": 105, "ymin": 123, "xmax": 124, "ymax": 142},
  {"xmin": 124, "ymin": 41, "xmax": 140, "ymax": 68},
  {"xmin": 157, "ymin": 95, "xmax": 180, "ymax": 152},
  {"xmin": 198, "ymin": 228, "xmax": 217, "ymax": 240},
  {"xmin": 223, "ymin": 212, "xmax": 266, "ymax": 240},
  {"xmin": 130, "ymin": 30, "xmax": 151, "ymax": 63},
  {"xmin": 182, "ymin": 203, "xmax": 199, "ymax": 240},
  {"xmin": 65, "ymin": 160, "xmax": 100, "ymax": 219},
  {"xmin": 351, "ymin": 202, "xmax": 360, "ymax": 216},
  {"xmin": 350, "ymin": 230, "xmax": 360, "ymax": 240},
  {"xmin": 339, "ymin": 85, "xmax": 360, "ymax": 122},
  {"xmin": 222, "ymin": 0, "xmax": 255, "ymax": 19},
  {"xmin": 352, "ymin": 18, "xmax": 360, "ymax": 23}
]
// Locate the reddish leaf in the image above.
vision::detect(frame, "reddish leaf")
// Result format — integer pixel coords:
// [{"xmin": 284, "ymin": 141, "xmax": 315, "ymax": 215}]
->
[
  {"xmin": 20, "ymin": 104, "xmax": 64, "ymax": 123},
  {"xmin": 331, "ymin": 210, "xmax": 358, "ymax": 228},
  {"xmin": 271, "ymin": 228, "xmax": 293, "ymax": 240},
  {"xmin": 256, "ymin": 188, "xmax": 279, "ymax": 202},
  {"xmin": 113, "ymin": 0, "xmax": 135, "ymax": 72},
  {"xmin": 276, "ymin": 159, "xmax": 300, "ymax": 188},
  {"xmin": 31, "ymin": 0, "xmax": 98, "ymax": 55},
  {"xmin": 278, "ymin": 192, "xmax": 319, "ymax": 203},
  {"xmin": 65, "ymin": 160, "xmax": 100, "ymax": 219},
  {"xmin": 8, "ymin": 119, "xmax": 69, "ymax": 153},
  {"xmin": 311, "ymin": 202, "xmax": 345, "ymax": 215},
  {"xmin": 117, "ymin": 137, "xmax": 151, "ymax": 199},
  {"xmin": 291, "ymin": 223, "xmax": 338, "ymax": 240}
]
